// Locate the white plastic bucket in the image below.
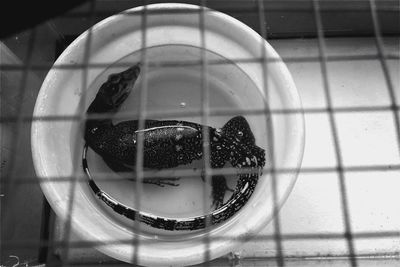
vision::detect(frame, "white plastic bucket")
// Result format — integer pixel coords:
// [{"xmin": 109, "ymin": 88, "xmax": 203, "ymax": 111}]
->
[{"xmin": 32, "ymin": 3, "xmax": 304, "ymax": 266}]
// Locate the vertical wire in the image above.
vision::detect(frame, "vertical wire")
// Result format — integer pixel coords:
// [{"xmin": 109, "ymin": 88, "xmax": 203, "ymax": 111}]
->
[
  {"xmin": 368, "ymin": 0, "xmax": 400, "ymax": 158},
  {"xmin": 60, "ymin": 0, "xmax": 96, "ymax": 264},
  {"xmin": 311, "ymin": 1, "xmax": 358, "ymax": 266},
  {"xmin": 256, "ymin": 0, "xmax": 284, "ymax": 266},
  {"xmin": 1, "ymin": 27, "xmax": 37, "ymax": 234},
  {"xmin": 132, "ymin": 1, "xmax": 148, "ymax": 265},
  {"xmin": 199, "ymin": 1, "xmax": 212, "ymax": 265},
  {"xmin": 46, "ymin": 21, "xmax": 67, "ymax": 45},
  {"xmin": 37, "ymin": 199, "xmax": 52, "ymax": 263}
]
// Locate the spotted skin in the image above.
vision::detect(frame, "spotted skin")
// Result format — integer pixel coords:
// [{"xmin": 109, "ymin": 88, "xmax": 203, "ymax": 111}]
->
[{"xmin": 83, "ymin": 64, "xmax": 266, "ymax": 230}]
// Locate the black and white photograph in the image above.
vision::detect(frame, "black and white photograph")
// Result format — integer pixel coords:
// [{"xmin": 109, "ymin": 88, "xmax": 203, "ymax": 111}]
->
[{"xmin": 1, "ymin": 1, "xmax": 399, "ymax": 266}]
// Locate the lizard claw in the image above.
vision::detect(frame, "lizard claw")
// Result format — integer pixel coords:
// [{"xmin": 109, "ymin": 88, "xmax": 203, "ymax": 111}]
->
[{"xmin": 212, "ymin": 198, "xmax": 224, "ymax": 210}]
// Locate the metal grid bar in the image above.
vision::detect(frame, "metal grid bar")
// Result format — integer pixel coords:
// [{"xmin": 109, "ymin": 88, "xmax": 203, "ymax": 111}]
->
[
  {"xmin": 2, "ymin": 53, "xmax": 400, "ymax": 71},
  {"xmin": 199, "ymin": 0, "xmax": 213, "ymax": 264},
  {"xmin": 1, "ymin": 163, "xmax": 400, "ymax": 187},
  {"xmin": 132, "ymin": 0, "xmax": 149, "ymax": 264},
  {"xmin": 4, "ymin": 229, "xmax": 400, "ymax": 251},
  {"xmin": 312, "ymin": 0, "xmax": 357, "ymax": 266},
  {"xmin": 50, "ymin": 1, "xmax": 400, "ymax": 17},
  {"xmin": 2, "ymin": 28, "xmax": 37, "ymax": 218},
  {"xmin": 1, "ymin": 0, "xmax": 399, "ymax": 266},
  {"xmin": 60, "ymin": 1, "xmax": 96, "ymax": 264},
  {"xmin": 1, "ymin": 105, "xmax": 400, "ymax": 125},
  {"xmin": 256, "ymin": 0, "xmax": 284, "ymax": 266}
]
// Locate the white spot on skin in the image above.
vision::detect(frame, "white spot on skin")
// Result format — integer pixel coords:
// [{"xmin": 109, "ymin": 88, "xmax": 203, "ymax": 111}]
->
[
  {"xmin": 237, "ymin": 131, "xmax": 243, "ymax": 137},
  {"xmin": 180, "ymin": 102, "xmax": 186, "ymax": 108},
  {"xmin": 246, "ymin": 157, "xmax": 251, "ymax": 165},
  {"xmin": 216, "ymin": 146, "xmax": 221, "ymax": 150},
  {"xmin": 175, "ymin": 134, "xmax": 183, "ymax": 140}
]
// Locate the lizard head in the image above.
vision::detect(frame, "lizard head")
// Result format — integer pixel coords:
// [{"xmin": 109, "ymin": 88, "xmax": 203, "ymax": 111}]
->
[
  {"xmin": 221, "ymin": 116, "xmax": 256, "ymax": 146},
  {"xmin": 221, "ymin": 116, "xmax": 266, "ymax": 169},
  {"xmin": 98, "ymin": 63, "xmax": 141, "ymax": 110}
]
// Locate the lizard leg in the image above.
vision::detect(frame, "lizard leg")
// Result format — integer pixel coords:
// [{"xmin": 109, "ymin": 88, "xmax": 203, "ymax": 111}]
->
[
  {"xmin": 103, "ymin": 156, "xmax": 180, "ymax": 187},
  {"xmin": 200, "ymin": 170, "xmax": 234, "ymax": 209},
  {"xmin": 142, "ymin": 177, "xmax": 180, "ymax": 187},
  {"xmin": 103, "ymin": 155, "xmax": 133, "ymax": 173},
  {"xmin": 210, "ymin": 175, "xmax": 234, "ymax": 209}
]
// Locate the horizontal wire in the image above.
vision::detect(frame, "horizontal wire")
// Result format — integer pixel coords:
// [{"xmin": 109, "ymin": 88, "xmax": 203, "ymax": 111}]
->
[
  {"xmin": 57, "ymin": 3, "xmax": 400, "ymax": 19},
  {"xmin": 2, "ymin": 164, "xmax": 399, "ymax": 185},
  {"xmin": 1, "ymin": 105, "xmax": 399, "ymax": 124},
  {"xmin": 48, "ymin": 252, "xmax": 400, "ymax": 267},
  {"xmin": 1, "ymin": 54, "xmax": 399, "ymax": 72},
  {"xmin": 239, "ymin": 253, "xmax": 400, "ymax": 262},
  {"xmin": 3, "ymin": 230, "xmax": 400, "ymax": 250}
]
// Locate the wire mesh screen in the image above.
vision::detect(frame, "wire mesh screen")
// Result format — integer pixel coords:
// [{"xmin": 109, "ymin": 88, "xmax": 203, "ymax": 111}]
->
[{"xmin": 1, "ymin": 0, "xmax": 400, "ymax": 266}]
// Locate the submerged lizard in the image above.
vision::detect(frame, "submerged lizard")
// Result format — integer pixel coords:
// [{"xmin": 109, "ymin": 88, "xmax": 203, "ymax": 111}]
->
[{"xmin": 83, "ymin": 63, "xmax": 266, "ymax": 230}]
